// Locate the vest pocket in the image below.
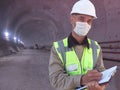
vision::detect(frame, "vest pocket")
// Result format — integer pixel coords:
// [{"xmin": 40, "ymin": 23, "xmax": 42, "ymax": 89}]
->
[{"xmin": 66, "ymin": 64, "xmax": 80, "ymax": 75}]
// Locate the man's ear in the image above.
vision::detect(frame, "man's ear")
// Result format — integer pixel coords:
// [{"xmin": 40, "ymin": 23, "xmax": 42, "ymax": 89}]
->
[
  {"xmin": 70, "ymin": 15, "xmax": 76, "ymax": 28},
  {"xmin": 70, "ymin": 15, "xmax": 74, "ymax": 25}
]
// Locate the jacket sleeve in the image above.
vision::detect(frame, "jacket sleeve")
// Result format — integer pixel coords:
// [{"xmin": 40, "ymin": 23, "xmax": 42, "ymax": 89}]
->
[
  {"xmin": 49, "ymin": 46, "xmax": 82, "ymax": 90},
  {"xmin": 94, "ymin": 48, "xmax": 106, "ymax": 72}
]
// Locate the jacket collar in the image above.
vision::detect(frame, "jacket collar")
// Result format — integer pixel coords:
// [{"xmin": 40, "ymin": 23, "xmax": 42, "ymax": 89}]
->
[{"xmin": 68, "ymin": 33, "xmax": 89, "ymax": 49}]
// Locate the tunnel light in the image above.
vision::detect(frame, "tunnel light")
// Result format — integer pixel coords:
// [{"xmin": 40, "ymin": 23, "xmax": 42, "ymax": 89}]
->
[
  {"xmin": 14, "ymin": 37, "xmax": 17, "ymax": 40},
  {"xmin": 14, "ymin": 37, "xmax": 17, "ymax": 42},
  {"xmin": 4, "ymin": 31, "xmax": 9, "ymax": 37},
  {"xmin": 17, "ymin": 39, "xmax": 24, "ymax": 45},
  {"xmin": 4, "ymin": 31, "xmax": 10, "ymax": 41},
  {"xmin": 18, "ymin": 39, "xmax": 20, "ymax": 43}
]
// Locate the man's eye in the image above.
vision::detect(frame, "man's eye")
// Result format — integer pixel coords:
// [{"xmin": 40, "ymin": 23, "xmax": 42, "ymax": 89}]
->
[
  {"xmin": 78, "ymin": 17, "xmax": 84, "ymax": 21},
  {"xmin": 88, "ymin": 20, "xmax": 92, "ymax": 23}
]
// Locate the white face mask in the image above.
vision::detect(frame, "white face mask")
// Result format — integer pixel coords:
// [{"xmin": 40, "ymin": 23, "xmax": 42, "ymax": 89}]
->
[{"xmin": 74, "ymin": 22, "xmax": 91, "ymax": 36}]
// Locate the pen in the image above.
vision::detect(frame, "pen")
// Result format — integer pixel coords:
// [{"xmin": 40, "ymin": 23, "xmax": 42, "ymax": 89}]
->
[{"xmin": 76, "ymin": 85, "xmax": 87, "ymax": 90}]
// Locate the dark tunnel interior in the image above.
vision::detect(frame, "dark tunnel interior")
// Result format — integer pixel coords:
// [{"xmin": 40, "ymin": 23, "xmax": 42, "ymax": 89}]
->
[{"xmin": 0, "ymin": 0, "xmax": 120, "ymax": 90}]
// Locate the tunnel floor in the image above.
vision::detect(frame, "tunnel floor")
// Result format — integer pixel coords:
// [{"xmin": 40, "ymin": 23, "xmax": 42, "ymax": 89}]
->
[
  {"xmin": 0, "ymin": 49, "xmax": 53, "ymax": 90},
  {"xmin": 0, "ymin": 49, "xmax": 119, "ymax": 90}
]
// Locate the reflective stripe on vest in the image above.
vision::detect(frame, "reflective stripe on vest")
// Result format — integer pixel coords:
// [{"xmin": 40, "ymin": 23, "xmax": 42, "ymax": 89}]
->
[{"xmin": 54, "ymin": 37, "xmax": 100, "ymax": 75}]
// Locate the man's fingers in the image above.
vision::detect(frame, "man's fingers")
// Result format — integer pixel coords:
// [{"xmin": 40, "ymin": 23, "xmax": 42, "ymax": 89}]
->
[
  {"xmin": 87, "ymin": 70, "xmax": 102, "ymax": 81},
  {"xmin": 87, "ymin": 81, "xmax": 102, "ymax": 90},
  {"xmin": 88, "ymin": 77, "xmax": 101, "ymax": 82},
  {"xmin": 81, "ymin": 70, "xmax": 103, "ymax": 85},
  {"xmin": 87, "ymin": 73, "xmax": 102, "ymax": 79},
  {"xmin": 87, "ymin": 70, "xmax": 102, "ymax": 76}
]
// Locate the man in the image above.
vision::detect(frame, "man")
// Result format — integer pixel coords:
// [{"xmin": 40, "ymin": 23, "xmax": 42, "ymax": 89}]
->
[{"xmin": 49, "ymin": 0, "xmax": 107, "ymax": 90}]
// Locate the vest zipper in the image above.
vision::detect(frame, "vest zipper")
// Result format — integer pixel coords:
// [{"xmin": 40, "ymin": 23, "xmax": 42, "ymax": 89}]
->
[
  {"xmin": 73, "ymin": 47, "xmax": 83, "ymax": 74},
  {"xmin": 80, "ymin": 59, "xmax": 82, "ymax": 74}
]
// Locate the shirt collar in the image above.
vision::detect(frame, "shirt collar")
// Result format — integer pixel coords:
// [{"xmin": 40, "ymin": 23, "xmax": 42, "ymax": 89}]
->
[{"xmin": 68, "ymin": 33, "xmax": 89, "ymax": 49}]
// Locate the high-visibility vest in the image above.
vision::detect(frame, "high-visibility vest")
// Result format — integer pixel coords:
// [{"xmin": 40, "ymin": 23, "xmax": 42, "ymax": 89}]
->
[{"xmin": 54, "ymin": 37, "xmax": 100, "ymax": 75}]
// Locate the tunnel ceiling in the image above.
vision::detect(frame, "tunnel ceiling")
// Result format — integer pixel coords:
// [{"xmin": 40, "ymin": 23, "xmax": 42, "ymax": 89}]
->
[
  {"xmin": 0, "ymin": 0, "xmax": 120, "ymax": 46},
  {"xmin": 0, "ymin": 0, "xmax": 75, "ymax": 46}
]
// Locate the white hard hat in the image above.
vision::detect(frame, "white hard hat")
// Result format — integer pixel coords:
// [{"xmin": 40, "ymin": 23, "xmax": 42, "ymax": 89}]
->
[{"xmin": 70, "ymin": 0, "xmax": 97, "ymax": 19}]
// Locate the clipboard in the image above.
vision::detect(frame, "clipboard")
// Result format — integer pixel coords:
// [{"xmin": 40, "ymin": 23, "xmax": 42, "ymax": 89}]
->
[{"xmin": 76, "ymin": 66, "xmax": 117, "ymax": 90}]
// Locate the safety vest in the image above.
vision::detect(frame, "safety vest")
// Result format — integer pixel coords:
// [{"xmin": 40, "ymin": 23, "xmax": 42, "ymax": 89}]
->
[{"xmin": 54, "ymin": 37, "xmax": 100, "ymax": 75}]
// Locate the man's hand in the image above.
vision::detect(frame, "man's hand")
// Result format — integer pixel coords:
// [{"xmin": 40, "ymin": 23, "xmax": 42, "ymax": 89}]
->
[
  {"xmin": 87, "ymin": 81, "xmax": 106, "ymax": 90},
  {"xmin": 81, "ymin": 70, "xmax": 102, "ymax": 85}
]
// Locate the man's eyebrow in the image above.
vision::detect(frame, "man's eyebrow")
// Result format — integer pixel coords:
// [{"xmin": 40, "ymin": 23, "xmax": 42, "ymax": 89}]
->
[
  {"xmin": 78, "ymin": 16, "xmax": 85, "ymax": 20},
  {"xmin": 78, "ymin": 15, "xmax": 85, "ymax": 18}
]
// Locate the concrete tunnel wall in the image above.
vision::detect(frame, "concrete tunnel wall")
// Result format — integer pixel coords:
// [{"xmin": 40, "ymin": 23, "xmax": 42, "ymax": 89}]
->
[
  {"xmin": 0, "ymin": 1, "xmax": 119, "ymax": 55},
  {"xmin": 0, "ymin": 0, "xmax": 120, "ymax": 89}
]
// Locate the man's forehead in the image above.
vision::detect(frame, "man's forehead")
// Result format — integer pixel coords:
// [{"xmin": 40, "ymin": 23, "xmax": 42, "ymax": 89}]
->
[{"xmin": 71, "ymin": 13, "xmax": 94, "ymax": 19}]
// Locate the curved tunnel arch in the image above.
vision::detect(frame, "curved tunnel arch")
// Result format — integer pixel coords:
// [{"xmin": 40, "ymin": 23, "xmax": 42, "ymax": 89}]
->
[
  {"xmin": 16, "ymin": 18, "xmax": 58, "ymax": 46},
  {"xmin": 9, "ymin": 10, "xmax": 61, "ymax": 46}
]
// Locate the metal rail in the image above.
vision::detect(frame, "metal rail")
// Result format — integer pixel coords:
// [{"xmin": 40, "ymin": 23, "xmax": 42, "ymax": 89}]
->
[
  {"xmin": 99, "ymin": 40, "xmax": 120, "ymax": 44},
  {"xmin": 98, "ymin": 41, "xmax": 120, "ymax": 62},
  {"xmin": 101, "ymin": 46, "xmax": 120, "ymax": 49},
  {"xmin": 103, "ymin": 58, "xmax": 120, "ymax": 62},
  {"xmin": 102, "ymin": 51, "xmax": 120, "ymax": 54}
]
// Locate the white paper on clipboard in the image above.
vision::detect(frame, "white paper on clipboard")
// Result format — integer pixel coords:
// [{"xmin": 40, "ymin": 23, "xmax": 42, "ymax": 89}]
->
[
  {"xmin": 98, "ymin": 66, "xmax": 117, "ymax": 84},
  {"xmin": 76, "ymin": 66, "xmax": 117, "ymax": 90}
]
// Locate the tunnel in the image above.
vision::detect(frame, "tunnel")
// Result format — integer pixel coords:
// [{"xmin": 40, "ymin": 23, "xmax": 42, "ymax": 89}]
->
[{"xmin": 0, "ymin": 0, "xmax": 120, "ymax": 90}]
